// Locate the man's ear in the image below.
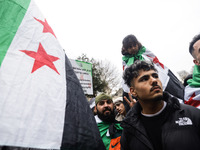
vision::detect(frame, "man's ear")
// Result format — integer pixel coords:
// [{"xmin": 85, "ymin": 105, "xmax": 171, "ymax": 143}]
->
[
  {"xmin": 193, "ymin": 59, "xmax": 200, "ymax": 66},
  {"xmin": 130, "ymin": 87, "xmax": 137, "ymax": 97},
  {"xmin": 94, "ymin": 106, "xmax": 97, "ymax": 113}
]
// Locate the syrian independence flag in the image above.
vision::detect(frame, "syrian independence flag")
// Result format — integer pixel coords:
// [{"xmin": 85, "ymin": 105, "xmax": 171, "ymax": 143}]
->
[
  {"xmin": 122, "ymin": 47, "xmax": 184, "ymax": 100},
  {"xmin": 184, "ymin": 65, "xmax": 200, "ymax": 109},
  {"xmin": 184, "ymin": 86, "xmax": 200, "ymax": 109},
  {"xmin": 0, "ymin": 0, "xmax": 105, "ymax": 150}
]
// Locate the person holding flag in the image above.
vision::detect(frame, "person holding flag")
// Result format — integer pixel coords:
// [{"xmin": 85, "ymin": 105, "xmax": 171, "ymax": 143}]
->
[
  {"xmin": 0, "ymin": 0, "xmax": 105, "ymax": 150},
  {"xmin": 184, "ymin": 33, "xmax": 200, "ymax": 109},
  {"xmin": 121, "ymin": 34, "xmax": 184, "ymax": 112}
]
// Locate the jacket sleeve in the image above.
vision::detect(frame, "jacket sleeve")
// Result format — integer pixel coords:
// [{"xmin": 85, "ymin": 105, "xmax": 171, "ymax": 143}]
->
[{"xmin": 120, "ymin": 129, "xmax": 129, "ymax": 150}]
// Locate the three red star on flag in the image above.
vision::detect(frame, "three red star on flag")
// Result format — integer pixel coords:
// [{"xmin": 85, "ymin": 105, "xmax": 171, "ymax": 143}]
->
[{"xmin": 20, "ymin": 17, "xmax": 60, "ymax": 75}]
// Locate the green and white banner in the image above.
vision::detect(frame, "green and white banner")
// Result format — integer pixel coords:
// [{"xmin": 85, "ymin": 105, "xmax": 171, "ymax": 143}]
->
[{"xmin": 70, "ymin": 59, "xmax": 93, "ymax": 95}]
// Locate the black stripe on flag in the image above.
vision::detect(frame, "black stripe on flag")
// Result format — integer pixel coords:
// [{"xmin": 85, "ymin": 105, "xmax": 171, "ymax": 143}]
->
[
  {"xmin": 165, "ymin": 70, "xmax": 184, "ymax": 101},
  {"xmin": 61, "ymin": 55, "xmax": 106, "ymax": 150}
]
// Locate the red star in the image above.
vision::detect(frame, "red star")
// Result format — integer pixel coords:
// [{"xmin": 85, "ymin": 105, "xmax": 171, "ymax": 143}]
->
[
  {"xmin": 185, "ymin": 92, "xmax": 200, "ymax": 108},
  {"xmin": 34, "ymin": 17, "xmax": 56, "ymax": 38},
  {"xmin": 20, "ymin": 43, "xmax": 60, "ymax": 75},
  {"xmin": 147, "ymin": 55, "xmax": 164, "ymax": 69}
]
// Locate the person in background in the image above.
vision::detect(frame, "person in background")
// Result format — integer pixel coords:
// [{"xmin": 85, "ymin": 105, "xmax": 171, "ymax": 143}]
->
[
  {"xmin": 94, "ymin": 93, "xmax": 123, "ymax": 150},
  {"xmin": 185, "ymin": 33, "xmax": 200, "ymax": 108},
  {"xmin": 120, "ymin": 60, "xmax": 200, "ymax": 150},
  {"xmin": 121, "ymin": 34, "xmax": 184, "ymax": 112},
  {"xmin": 113, "ymin": 97, "xmax": 126, "ymax": 121}
]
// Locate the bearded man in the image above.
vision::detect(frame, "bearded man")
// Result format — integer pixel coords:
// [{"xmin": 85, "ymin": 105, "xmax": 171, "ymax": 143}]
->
[{"xmin": 94, "ymin": 93, "xmax": 123, "ymax": 150}]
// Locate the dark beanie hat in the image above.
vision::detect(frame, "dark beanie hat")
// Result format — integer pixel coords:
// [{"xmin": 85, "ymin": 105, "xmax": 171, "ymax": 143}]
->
[{"xmin": 95, "ymin": 93, "xmax": 112, "ymax": 105}]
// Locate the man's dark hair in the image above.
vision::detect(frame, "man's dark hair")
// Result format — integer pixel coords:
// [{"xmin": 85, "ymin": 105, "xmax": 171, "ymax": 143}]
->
[
  {"xmin": 189, "ymin": 33, "xmax": 200, "ymax": 55},
  {"xmin": 121, "ymin": 34, "xmax": 142, "ymax": 55},
  {"xmin": 123, "ymin": 60, "xmax": 157, "ymax": 87}
]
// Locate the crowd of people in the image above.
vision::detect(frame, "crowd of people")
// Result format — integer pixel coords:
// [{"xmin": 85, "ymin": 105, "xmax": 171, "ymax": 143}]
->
[{"xmin": 88, "ymin": 33, "xmax": 200, "ymax": 150}]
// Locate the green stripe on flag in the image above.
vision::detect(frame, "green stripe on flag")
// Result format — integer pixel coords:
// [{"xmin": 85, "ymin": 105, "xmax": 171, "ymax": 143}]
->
[{"xmin": 0, "ymin": 0, "xmax": 31, "ymax": 67}]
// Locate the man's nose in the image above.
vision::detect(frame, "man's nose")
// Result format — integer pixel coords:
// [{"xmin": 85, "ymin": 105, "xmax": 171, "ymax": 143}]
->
[
  {"xmin": 150, "ymin": 77, "xmax": 158, "ymax": 85},
  {"xmin": 103, "ymin": 102, "xmax": 109, "ymax": 107}
]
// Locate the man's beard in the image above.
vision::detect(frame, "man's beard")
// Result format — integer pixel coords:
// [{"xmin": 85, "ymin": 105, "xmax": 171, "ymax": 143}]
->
[
  {"xmin": 97, "ymin": 107, "xmax": 115, "ymax": 123},
  {"xmin": 149, "ymin": 85, "xmax": 163, "ymax": 102},
  {"xmin": 153, "ymin": 94, "xmax": 163, "ymax": 102},
  {"xmin": 140, "ymin": 94, "xmax": 163, "ymax": 103}
]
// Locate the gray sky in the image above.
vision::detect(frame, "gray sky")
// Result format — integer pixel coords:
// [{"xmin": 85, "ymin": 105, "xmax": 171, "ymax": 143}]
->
[{"xmin": 35, "ymin": 0, "xmax": 200, "ymax": 79}]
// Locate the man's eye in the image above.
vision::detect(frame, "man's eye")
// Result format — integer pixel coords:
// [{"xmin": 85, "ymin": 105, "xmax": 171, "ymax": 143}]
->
[
  {"xmin": 140, "ymin": 77, "xmax": 148, "ymax": 82},
  {"xmin": 99, "ymin": 102, "xmax": 104, "ymax": 105},
  {"xmin": 152, "ymin": 74, "xmax": 158, "ymax": 78},
  {"xmin": 107, "ymin": 100, "xmax": 112, "ymax": 104}
]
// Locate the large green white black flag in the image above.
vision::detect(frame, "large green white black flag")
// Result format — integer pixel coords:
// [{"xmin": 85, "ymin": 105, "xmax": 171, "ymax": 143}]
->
[{"xmin": 0, "ymin": 0, "xmax": 105, "ymax": 150}]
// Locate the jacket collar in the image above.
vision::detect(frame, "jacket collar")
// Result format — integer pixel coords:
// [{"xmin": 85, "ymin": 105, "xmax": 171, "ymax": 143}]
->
[
  {"xmin": 121, "ymin": 92, "xmax": 182, "ymax": 150},
  {"xmin": 121, "ymin": 92, "xmax": 181, "ymax": 128}
]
